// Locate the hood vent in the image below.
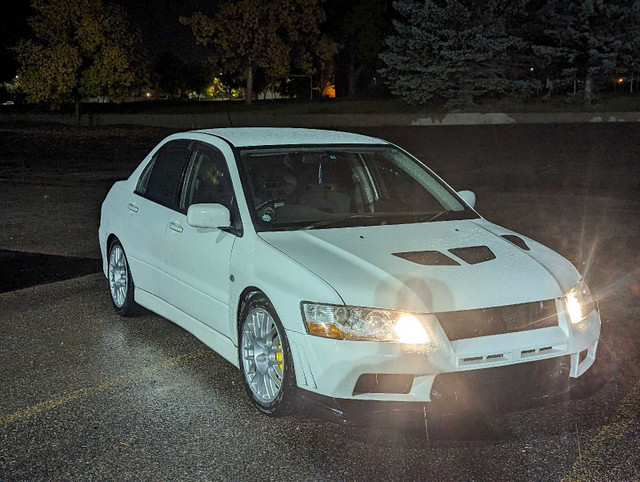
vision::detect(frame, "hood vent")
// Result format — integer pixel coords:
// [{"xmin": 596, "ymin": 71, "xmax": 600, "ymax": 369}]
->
[
  {"xmin": 448, "ymin": 246, "xmax": 496, "ymax": 265},
  {"xmin": 501, "ymin": 234, "xmax": 530, "ymax": 251},
  {"xmin": 393, "ymin": 250, "xmax": 460, "ymax": 266}
]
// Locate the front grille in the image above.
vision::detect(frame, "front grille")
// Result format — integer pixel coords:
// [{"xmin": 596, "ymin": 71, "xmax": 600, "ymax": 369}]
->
[
  {"xmin": 430, "ymin": 356, "xmax": 571, "ymax": 413},
  {"xmin": 436, "ymin": 299, "xmax": 558, "ymax": 341}
]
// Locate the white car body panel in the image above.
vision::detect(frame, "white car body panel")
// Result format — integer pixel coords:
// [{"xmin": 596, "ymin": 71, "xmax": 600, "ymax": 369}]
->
[
  {"xmin": 165, "ymin": 209, "xmax": 237, "ymax": 338},
  {"xmin": 98, "ymin": 127, "xmax": 601, "ymax": 404},
  {"xmin": 124, "ymin": 195, "xmax": 171, "ymax": 298}
]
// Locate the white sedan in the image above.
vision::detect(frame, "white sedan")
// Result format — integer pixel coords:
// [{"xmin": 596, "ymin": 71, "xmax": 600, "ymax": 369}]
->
[{"xmin": 99, "ymin": 128, "xmax": 600, "ymax": 417}]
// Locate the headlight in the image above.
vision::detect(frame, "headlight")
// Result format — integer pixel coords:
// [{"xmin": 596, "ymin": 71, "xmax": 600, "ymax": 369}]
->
[
  {"xmin": 301, "ymin": 302, "xmax": 430, "ymax": 344},
  {"xmin": 564, "ymin": 281, "xmax": 596, "ymax": 324}
]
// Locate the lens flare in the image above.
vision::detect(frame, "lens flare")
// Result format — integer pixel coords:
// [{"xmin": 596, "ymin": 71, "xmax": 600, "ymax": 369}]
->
[
  {"xmin": 566, "ymin": 290, "xmax": 583, "ymax": 324},
  {"xmin": 393, "ymin": 314, "xmax": 430, "ymax": 344}
]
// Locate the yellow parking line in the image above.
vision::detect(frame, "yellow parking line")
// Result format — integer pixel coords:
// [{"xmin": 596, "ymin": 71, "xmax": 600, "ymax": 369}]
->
[
  {"xmin": 562, "ymin": 378, "xmax": 640, "ymax": 481},
  {"xmin": 0, "ymin": 349, "xmax": 209, "ymax": 427}
]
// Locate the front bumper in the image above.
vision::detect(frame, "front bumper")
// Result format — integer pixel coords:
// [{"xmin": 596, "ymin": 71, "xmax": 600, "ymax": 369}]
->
[
  {"xmin": 287, "ymin": 306, "xmax": 601, "ymax": 403},
  {"xmin": 297, "ymin": 354, "xmax": 600, "ymax": 427}
]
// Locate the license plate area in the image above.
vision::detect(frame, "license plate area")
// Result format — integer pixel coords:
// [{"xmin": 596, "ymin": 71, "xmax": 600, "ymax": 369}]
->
[{"xmin": 430, "ymin": 356, "xmax": 571, "ymax": 414}]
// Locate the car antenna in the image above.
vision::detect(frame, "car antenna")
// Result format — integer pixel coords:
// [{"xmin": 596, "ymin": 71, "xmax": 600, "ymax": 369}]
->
[{"xmin": 227, "ymin": 112, "xmax": 234, "ymax": 127}]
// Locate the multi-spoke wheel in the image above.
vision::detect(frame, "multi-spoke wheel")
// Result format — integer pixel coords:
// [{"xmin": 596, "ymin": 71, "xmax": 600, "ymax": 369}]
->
[
  {"xmin": 239, "ymin": 293, "xmax": 296, "ymax": 415},
  {"xmin": 107, "ymin": 240, "xmax": 138, "ymax": 317}
]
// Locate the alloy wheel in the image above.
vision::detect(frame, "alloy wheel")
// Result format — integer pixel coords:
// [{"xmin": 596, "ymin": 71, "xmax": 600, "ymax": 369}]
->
[
  {"xmin": 241, "ymin": 307, "xmax": 285, "ymax": 403},
  {"xmin": 108, "ymin": 244, "xmax": 128, "ymax": 308}
]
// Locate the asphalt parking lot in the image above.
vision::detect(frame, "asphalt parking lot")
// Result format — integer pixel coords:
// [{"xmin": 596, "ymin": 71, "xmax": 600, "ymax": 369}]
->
[{"xmin": 1, "ymin": 122, "xmax": 639, "ymax": 480}]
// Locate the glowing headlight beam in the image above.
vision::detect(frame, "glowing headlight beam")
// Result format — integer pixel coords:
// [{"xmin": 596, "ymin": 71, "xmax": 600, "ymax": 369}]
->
[
  {"xmin": 393, "ymin": 314, "xmax": 430, "ymax": 344},
  {"xmin": 565, "ymin": 281, "xmax": 595, "ymax": 325},
  {"xmin": 566, "ymin": 290, "xmax": 583, "ymax": 324},
  {"xmin": 301, "ymin": 302, "xmax": 431, "ymax": 344}
]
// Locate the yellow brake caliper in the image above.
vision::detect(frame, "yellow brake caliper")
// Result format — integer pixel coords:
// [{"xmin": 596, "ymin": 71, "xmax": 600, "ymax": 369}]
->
[{"xmin": 276, "ymin": 344, "xmax": 283, "ymax": 373}]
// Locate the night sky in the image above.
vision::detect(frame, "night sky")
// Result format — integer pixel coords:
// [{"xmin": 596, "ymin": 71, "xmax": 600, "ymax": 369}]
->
[
  {"xmin": 0, "ymin": 1, "xmax": 32, "ymax": 82},
  {"xmin": 110, "ymin": 0, "xmax": 217, "ymax": 60}
]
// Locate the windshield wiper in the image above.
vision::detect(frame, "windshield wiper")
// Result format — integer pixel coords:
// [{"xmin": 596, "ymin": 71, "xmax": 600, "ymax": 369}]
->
[
  {"xmin": 302, "ymin": 212, "xmax": 445, "ymax": 230},
  {"xmin": 302, "ymin": 214, "xmax": 386, "ymax": 230},
  {"xmin": 425, "ymin": 209, "xmax": 476, "ymax": 223},
  {"xmin": 425, "ymin": 210, "xmax": 453, "ymax": 223}
]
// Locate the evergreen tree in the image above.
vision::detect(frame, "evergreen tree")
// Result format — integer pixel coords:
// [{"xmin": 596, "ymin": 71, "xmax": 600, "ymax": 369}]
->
[
  {"xmin": 533, "ymin": 0, "xmax": 640, "ymax": 102},
  {"xmin": 380, "ymin": 0, "xmax": 536, "ymax": 107},
  {"xmin": 340, "ymin": 0, "xmax": 389, "ymax": 98},
  {"xmin": 619, "ymin": 1, "xmax": 640, "ymax": 90}
]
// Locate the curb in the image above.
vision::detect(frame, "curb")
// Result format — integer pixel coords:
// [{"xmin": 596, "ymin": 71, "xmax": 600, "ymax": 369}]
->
[{"xmin": 2, "ymin": 111, "xmax": 640, "ymax": 128}]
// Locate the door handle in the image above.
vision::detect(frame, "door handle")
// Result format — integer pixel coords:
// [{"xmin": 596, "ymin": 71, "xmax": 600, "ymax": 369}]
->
[
  {"xmin": 168, "ymin": 221, "xmax": 183, "ymax": 233},
  {"xmin": 127, "ymin": 203, "xmax": 139, "ymax": 213}
]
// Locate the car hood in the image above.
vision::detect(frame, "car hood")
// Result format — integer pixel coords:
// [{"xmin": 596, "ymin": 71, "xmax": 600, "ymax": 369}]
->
[{"xmin": 259, "ymin": 218, "xmax": 580, "ymax": 313}]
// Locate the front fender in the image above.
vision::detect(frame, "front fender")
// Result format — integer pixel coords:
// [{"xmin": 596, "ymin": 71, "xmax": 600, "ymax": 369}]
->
[{"xmin": 228, "ymin": 233, "xmax": 343, "ymax": 345}]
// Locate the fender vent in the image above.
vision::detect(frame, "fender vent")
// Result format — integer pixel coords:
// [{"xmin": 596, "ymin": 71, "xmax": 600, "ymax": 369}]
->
[
  {"xmin": 501, "ymin": 234, "xmax": 530, "ymax": 251},
  {"xmin": 448, "ymin": 246, "xmax": 496, "ymax": 265},
  {"xmin": 393, "ymin": 250, "xmax": 460, "ymax": 266}
]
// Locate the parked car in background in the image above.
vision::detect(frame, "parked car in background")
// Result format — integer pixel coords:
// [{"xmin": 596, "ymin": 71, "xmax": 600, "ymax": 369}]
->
[{"xmin": 99, "ymin": 128, "xmax": 601, "ymax": 418}]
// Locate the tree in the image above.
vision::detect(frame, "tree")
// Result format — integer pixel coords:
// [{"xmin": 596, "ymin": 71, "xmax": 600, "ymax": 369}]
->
[
  {"xmin": 379, "ymin": 0, "xmax": 537, "ymax": 107},
  {"xmin": 339, "ymin": 0, "xmax": 389, "ymax": 98},
  {"xmin": 532, "ymin": 0, "xmax": 640, "ymax": 103},
  {"xmin": 15, "ymin": 0, "xmax": 147, "ymax": 117},
  {"xmin": 180, "ymin": 0, "xmax": 332, "ymax": 104},
  {"xmin": 619, "ymin": 1, "xmax": 640, "ymax": 92}
]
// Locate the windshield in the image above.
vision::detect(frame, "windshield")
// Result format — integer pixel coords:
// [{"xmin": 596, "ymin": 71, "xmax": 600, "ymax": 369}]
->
[{"xmin": 237, "ymin": 145, "xmax": 477, "ymax": 231}]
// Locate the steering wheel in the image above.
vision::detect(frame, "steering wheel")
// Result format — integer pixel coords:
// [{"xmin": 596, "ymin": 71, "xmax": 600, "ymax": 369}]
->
[
  {"xmin": 256, "ymin": 198, "xmax": 286, "ymax": 223},
  {"xmin": 256, "ymin": 198, "xmax": 287, "ymax": 211}
]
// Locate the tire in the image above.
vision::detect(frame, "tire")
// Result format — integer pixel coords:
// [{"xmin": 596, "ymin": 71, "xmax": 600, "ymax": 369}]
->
[
  {"xmin": 107, "ymin": 240, "xmax": 138, "ymax": 317},
  {"xmin": 239, "ymin": 292, "xmax": 297, "ymax": 416}
]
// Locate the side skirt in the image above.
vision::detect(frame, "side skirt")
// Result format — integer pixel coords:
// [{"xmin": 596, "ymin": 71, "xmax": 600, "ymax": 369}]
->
[{"xmin": 135, "ymin": 287, "xmax": 240, "ymax": 368}]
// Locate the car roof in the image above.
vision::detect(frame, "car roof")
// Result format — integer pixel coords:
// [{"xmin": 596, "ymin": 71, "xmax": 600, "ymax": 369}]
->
[{"xmin": 192, "ymin": 127, "xmax": 388, "ymax": 148}]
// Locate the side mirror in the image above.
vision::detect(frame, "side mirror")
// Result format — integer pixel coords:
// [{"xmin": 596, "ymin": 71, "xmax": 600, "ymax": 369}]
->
[
  {"xmin": 187, "ymin": 203, "xmax": 231, "ymax": 229},
  {"xmin": 457, "ymin": 190, "xmax": 476, "ymax": 209}
]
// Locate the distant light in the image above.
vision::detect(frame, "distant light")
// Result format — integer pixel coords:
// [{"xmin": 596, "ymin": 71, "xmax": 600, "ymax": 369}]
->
[
  {"xmin": 530, "ymin": 67, "xmax": 534, "ymax": 71},
  {"xmin": 321, "ymin": 82, "xmax": 336, "ymax": 98},
  {"xmin": 146, "ymin": 92, "xmax": 151, "ymax": 97},
  {"xmin": 617, "ymin": 77, "xmax": 624, "ymax": 84}
]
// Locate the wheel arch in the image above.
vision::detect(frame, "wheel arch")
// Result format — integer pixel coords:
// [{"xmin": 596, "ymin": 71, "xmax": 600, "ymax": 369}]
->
[
  {"xmin": 236, "ymin": 286, "xmax": 265, "ymax": 336},
  {"xmin": 106, "ymin": 233, "xmax": 119, "ymax": 252},
  {"xmin": 105, "ymin": 234, "xmax": 136, "ymax": 286}
]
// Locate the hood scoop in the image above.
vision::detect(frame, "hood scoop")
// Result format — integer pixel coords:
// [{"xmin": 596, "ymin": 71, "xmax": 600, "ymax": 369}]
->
[
  {"xmin": 393, "ymin": 250, "xmax": 460, "ymax": 266},
  {"xmin": 448, "ymin": 246, "xmax": 496, "ymax": 265},
  {"xmin": 501, "ymin": 234, "xmax": 531, "ymax": 251}
]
